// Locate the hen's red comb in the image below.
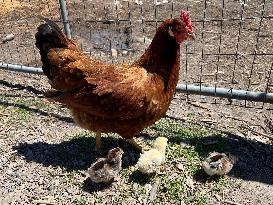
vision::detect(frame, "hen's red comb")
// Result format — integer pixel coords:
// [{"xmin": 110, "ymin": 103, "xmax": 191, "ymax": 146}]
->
[{"xmin": 181, "ymin": 10, "xmax": 193, "ymax": 33}]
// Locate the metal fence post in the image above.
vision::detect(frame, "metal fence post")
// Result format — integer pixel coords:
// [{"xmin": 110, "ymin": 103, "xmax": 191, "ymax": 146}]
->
[{"xmin": 58, "ymin": 0, "xmax": 72, "ymax": 38}]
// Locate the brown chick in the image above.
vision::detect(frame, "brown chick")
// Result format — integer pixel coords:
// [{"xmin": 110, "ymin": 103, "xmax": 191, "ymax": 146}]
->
[
  {"xmin": 35, "ymin": 12, "xmax": 195, "ymax": 152},
  {"xmin": 202, "ymin": 152, "xmax": 237, "ymax": 176},
  {"xmin": 87, "ymin": 147, "xmax": 124, "ymax": 183}
]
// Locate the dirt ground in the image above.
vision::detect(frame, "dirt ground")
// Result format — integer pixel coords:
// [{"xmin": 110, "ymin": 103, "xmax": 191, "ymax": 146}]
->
[{"xmin": 1, "ymin": 0, "xmax": 273, "ymax": 204}]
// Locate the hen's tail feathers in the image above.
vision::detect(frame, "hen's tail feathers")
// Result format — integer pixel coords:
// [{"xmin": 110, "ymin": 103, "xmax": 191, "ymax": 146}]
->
[{"xmin": 35, "ymin": 17, "xmax": 70, "ymax": 77}]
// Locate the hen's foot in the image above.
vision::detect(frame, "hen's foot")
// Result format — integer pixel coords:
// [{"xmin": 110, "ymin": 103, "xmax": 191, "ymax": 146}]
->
[
  {"xmin": 95, "ymin": 132, "xmax": 102, "ymax": 152},
  {"xmin": 126, "ymin": 138, "xmax": 149, "ymax": 153}
]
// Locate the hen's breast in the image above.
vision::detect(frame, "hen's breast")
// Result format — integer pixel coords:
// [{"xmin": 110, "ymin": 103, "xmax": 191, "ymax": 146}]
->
[
  {"xmin": 70, "ymin": 89, "xmax": 171, "ymax": 138},
  {"xmin": 70, "ymin": 108, "xmax": 153, "ymax": 138}
]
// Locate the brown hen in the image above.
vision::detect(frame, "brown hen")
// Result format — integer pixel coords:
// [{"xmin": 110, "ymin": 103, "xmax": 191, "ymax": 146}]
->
[{"xmin": 35, "ymin": 11, "xmax": 195, "ymax": 151}]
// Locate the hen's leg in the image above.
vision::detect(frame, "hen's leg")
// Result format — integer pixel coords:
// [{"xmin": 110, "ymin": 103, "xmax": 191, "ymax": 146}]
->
[
  {"xmin": 127, "ymin": 138, "xmax": 149, "ymax": 153},
  {"xmin": 95, "ymin": 132, "xmax": 102, "ymax": 151}
]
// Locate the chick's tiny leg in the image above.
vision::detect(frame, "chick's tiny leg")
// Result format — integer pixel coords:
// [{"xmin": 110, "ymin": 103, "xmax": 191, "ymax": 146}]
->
[
  {"xmin": 95, "ymin": 132, "xmax": 102, "ymax": 151},
  {"xmin": 127, "ymin": 138, "xmax": 148, "ymax": 153}
]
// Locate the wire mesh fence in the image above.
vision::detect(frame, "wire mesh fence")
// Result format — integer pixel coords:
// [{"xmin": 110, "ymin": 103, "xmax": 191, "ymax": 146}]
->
[{"xmin": 0, "ymin": 0, "xmax": 273, "ymax": 108}]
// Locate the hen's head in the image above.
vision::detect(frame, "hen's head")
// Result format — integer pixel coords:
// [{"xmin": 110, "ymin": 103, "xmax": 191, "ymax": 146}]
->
[{"xmin": 166, "ymin": 10, "xmax": 195, "ymax": 43}]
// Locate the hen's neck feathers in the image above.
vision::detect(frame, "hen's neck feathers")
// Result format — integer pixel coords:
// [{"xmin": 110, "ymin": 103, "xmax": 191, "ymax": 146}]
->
[{"xmin": 133, "ymin": 20, "xmax": 180, "ymax": 90}]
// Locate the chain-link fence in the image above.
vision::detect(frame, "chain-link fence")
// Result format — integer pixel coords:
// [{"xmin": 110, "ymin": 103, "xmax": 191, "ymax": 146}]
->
[{"xmin": 0, "ymin": 0, "xmax": 273, "ymax": 108}]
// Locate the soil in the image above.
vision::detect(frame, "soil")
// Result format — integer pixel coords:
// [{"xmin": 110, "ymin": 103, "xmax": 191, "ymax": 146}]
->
[{"xmin": 1, "ymin": 0, "xmax": 273, "ymax": 204}]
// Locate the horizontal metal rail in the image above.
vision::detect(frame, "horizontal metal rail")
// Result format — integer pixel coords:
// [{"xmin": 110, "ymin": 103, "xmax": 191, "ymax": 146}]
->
[
  {"xmin": 176, "ymin": 84, "xmax": 273, "ymax": 103},
  {"xmin": 85, "ymin": 49, "xmax": 273, "ymax": 56},
  {"xmin": 76, "ymin": 15, "xmax": 273, "ymax": 24},
  {"xmin": 0, "ymin": 63, "xmax": 43, "ymax": 74},
  {"xmin": 1, "ymin": 63, "xmax": 273, "ymax": 104}
]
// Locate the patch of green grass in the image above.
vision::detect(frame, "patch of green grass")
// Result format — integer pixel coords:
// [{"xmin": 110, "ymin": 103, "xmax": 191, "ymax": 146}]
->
[
  {"xmin": 149, "ymin": 119, "xmax": 208, "ymax": 175},
  {"xmin": 187, "ymin": 112, "xmax": 195, "ymax": 120},
  {"xmin": 139, "ymin": 118, "xmax": 235, "ymax": 203},
  {"xmin": 13, "ymin": 107, "xmax": 33, "ymax": 121},
  {"xmin": 211, "ymin": 176, "xmax": 241, "ymax": 196},
  {"xmin": 63, "ymin": 170, "xmax": 83, "ymax": 185},
  {"xmin": 151, "ymin": 119, "xmax": 209, "ymax": 143},
  {"xmin": 64, "ymin": 171, "xmax": 78, "ymax": 182},
  {"xmin": 0, "ymin": 104, "xmax": 6, "ymax": 118},
  {"xmin": 31, "ymin": 99, "xmax": 51, "ymax": 109},
  {"xmin": 73, "ymin": 197, "xmax": 87, "ymax": 205},
  {"xmin": 194, "ymin": 192, "xmax": 210, "ymax": 205},
  {"xmin": 0, "ymin": 103, "xmax": 34, "ymax": 122},
  {"xmin": 14, "ymin": 98, "xmax": 51, "ymax": 110},
  {"xmin": 162, "ymin": 175, "xmax": 186, "ymax": 200},
  {"xmin": 0, "ymin": 97, "xmax": 51, "ymax": 123},
  {"xmin": 212, "ymin": 176, "xmax": 229, "ymax": 193},
  {"xmin": 149, "ymin": 201, "xmax": 165, "ymax": 205}
]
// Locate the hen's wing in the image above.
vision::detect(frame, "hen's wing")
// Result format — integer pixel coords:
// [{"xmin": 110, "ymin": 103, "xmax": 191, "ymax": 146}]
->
[
  {"xmin": 47, "ymin": 48, "xmax": 164, "ymax": 119},
  {"xmin": 45, "ymin": 48, "xmax": 97, "ymax": 91}
]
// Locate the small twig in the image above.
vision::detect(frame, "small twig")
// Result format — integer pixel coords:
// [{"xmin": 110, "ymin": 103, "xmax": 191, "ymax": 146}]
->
[
  {"xmin": 223, "ymin": 115, "xmax": 250, "ymax": 123},
  {"xmin": 32, "ymin": 199, "xmax": 55, "ymax": 205},
  {"xmin": 3, "ymin": 150, "xmax": 17, "ymax": 158},
  {"xmin": 187, "ymin": 101, "xmax": 211, "ymax": 110},
  {"xmin": 164, "ymin": 114, "xmax": 187, "ymax": 122},
  {"xmin": 256, "ymin": 123, "xmax": 270, "ymax": 134},
  {"xmin": 252, "ymin": 83, "xmax": 266, "ymax": 92},
  {"xmin": 200, "ymin": 118, "xmax": 216, "ymax": 124},
  {"xmin": 222, "ymin": 200, "xmax": 242, "ymax": 205}
]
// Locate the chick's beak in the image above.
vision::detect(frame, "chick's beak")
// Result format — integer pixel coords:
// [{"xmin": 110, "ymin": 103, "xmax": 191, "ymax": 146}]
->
[{"xmin": 187, "ymin": 32, "xmax": 196, "ymax": 40}]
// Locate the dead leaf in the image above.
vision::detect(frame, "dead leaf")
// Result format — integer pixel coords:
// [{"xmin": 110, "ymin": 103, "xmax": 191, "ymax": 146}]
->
[
  {"xmin": 180, "ymin": 200, "xmax": 186, "ymax": 205},
  {"xmin": 214, "ymin": 193, "xmax": 222, "ymax": 201},
  {"xmin": 144, "ymin": 184, "xmax": 152, "ymax": 194},
  {"xmin": 186, "ymin": 176, "xmax": 194, "ymax": 189},
  {"xmin": 176, "ymin": 163, "xmax": 185, "ymax": 171}
]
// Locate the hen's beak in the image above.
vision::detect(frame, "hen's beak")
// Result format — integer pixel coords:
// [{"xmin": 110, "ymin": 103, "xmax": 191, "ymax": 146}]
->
[{"xmin": 187, "ymin": 32, "xmax": 196, "ymax": 40}]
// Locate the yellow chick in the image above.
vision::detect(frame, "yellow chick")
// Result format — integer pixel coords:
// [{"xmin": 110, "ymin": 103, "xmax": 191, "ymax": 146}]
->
[{"xmin": 136, "ymin": 137, "xmax": 168, "ymax": 174}]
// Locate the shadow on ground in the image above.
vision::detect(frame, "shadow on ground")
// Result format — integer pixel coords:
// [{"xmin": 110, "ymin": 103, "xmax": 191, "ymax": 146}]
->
[
  {"xmin": 188, "ymin": 133, "xmax": 273, "ymax": 185},
  {"xmin": 13, "ymin": 135, "xmax": 142, "ymax": 192},
  {"xmin": 82, "ymin": 178, "xmax": 115, "ymax": 193},
  {"xmin": 13, "ymin": 135, "xmax": 140, "ymax": 171},
  {"xmin": 0, "ymin": 79, "xmax": 44, "ymax": 96},
  {"xmin": 13, "ymin": 129, "xmax": 273, "ymax": 186}
]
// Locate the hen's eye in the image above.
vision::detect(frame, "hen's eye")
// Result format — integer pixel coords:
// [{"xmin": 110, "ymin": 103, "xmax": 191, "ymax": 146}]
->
[{"xmin": 168, "ymin": 26, "xmax": 174, "ymax": 37}]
